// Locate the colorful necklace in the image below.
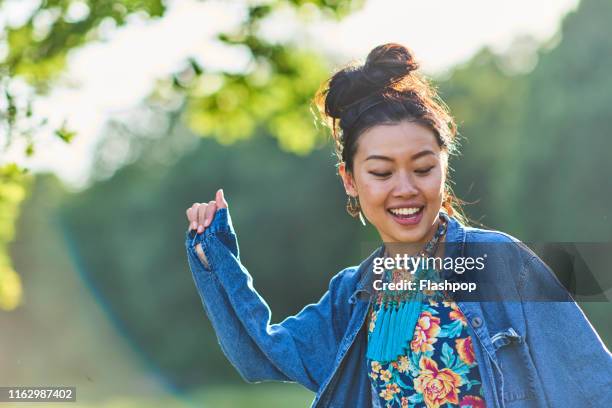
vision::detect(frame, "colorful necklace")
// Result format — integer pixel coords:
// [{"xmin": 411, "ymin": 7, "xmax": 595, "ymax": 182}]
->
[{"xmin": 366, "ymin": 211, "xmax": 449, "ymax": 364}]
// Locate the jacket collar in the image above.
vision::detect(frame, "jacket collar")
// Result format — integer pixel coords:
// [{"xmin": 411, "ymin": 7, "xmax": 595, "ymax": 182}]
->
[{"xmin": 349, "ymin": 211, "xmax": 467, "ymax": 303}]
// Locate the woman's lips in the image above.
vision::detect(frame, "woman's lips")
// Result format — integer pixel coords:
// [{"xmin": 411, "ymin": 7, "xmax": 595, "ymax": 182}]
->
[{"xmin": 387, "ymin": 207, "xmax": 424, "ymax": 225}]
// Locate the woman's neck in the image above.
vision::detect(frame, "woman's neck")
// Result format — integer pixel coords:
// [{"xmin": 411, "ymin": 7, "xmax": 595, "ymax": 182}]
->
[{"xmin": 384, "ymin": 216, "xmax": 444, "ymax": 259}]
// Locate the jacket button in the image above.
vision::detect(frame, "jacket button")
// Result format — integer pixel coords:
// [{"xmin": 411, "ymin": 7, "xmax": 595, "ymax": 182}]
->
[{"xmin": 471, "ymin": 316, "xmax": 483, "ymax": 328}]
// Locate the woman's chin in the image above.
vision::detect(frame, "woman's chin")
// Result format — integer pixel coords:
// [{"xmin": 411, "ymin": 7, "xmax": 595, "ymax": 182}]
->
[{"xmin": 381, "ymin": 229, "xmax": 426, "ymax": 244}]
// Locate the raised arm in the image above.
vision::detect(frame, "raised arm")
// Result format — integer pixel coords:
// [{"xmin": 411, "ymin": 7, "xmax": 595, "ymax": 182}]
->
[{"xmin": 184, "ymin": 190, "xmax": 348, "ymax": 392}]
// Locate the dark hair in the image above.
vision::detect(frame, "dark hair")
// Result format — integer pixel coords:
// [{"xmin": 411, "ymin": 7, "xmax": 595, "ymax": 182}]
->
[{"xmin": 313, "ymin": 43, "xmax": 466, "ymax": 222}]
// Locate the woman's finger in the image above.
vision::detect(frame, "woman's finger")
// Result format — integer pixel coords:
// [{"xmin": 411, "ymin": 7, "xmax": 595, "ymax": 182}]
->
[
  {"xmin": 216, "ymin": 188, "xmax": 228, "ymax": 209},
  {"xmin": 204, "ymin": 200, "xmax": 217, "ymax": 227},
  {"xmin": 186, "ymin": 207, "xmax": 194, "ymax": 230},
  {"xmin": 187, "ymin": 203, "xmax": 199, "ymax": 231},
  {"xmin": 196, "ymin": 202, "xmax": 209, "ymax": 233}
]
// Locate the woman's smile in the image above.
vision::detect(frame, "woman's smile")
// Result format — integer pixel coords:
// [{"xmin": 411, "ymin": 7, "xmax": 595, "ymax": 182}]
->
[{"xmin": 387, "ymin": 205, "xmax": 425, "ymax": 225}]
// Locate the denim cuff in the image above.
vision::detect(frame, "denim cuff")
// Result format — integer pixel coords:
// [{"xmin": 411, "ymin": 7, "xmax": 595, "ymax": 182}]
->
[{"xmin": 185, "ymin": 207, "xmax": 233, "ymax": 249}]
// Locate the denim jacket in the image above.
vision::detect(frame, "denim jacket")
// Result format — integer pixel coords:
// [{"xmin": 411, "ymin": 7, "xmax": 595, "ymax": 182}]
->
[{"xmin": 184, "ymin": 207, "xmax": 612, "ymax": 408}]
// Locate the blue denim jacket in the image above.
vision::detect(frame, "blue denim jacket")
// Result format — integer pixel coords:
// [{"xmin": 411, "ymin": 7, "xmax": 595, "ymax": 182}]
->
[{"xmin": 184, "ymin": 207, "xmax": 612, "ymax": 408}]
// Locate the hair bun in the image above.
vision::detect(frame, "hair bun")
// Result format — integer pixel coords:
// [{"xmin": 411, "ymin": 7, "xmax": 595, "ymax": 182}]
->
[
  {"xmin": 321, "ymin": 43, "xmax": 419, "ymax": 120},
  {"xmin": 363, "ymin": 43, "xmax": 419, "ymax": 87}
]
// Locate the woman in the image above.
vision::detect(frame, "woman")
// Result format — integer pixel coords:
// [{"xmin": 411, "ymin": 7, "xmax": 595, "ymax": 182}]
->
[{"xmin": 184, "ymin": 43, "xmax": 612, "ymax": 408}]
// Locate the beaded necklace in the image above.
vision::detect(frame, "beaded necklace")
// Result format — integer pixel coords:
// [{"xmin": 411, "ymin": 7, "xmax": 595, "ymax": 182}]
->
[{"xmin": 366, "ymin": 211, "xmax": 450, "ymax": 364}]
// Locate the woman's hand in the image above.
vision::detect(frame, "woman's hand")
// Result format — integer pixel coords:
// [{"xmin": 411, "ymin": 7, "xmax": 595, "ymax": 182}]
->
[{"xmin": 186, "ymin": 188, "xmax": 228, "ymax": 265}]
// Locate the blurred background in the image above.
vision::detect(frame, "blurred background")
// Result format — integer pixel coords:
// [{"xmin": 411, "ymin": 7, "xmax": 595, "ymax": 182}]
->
[{"xmin": 1, "ymin": 0, "xmax": 611, "ymax": 406}]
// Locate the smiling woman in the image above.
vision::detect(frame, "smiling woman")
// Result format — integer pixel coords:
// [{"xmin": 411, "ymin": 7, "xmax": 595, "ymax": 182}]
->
[
  {"xmin": 315, "ymin": 43, "xmax": 464, "ymax": 258},
  {"xmin": 184, "ymin": 43, "xmax": 612, "ymax": 408}
]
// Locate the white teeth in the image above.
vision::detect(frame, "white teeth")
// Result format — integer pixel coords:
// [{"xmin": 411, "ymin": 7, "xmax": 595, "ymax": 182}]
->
[{"xmin": 389, "ymin": 207, "xmax": 421, "ymax": 216}]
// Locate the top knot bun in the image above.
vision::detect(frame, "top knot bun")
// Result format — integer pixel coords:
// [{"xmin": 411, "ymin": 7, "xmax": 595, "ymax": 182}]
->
[
  {"xmin": 363, "ymin": 43, "xmax": 419, "ymax": 87},
  {"xmin": 321, "ymin": 43, "xmax": 419, "ymax": 119}
]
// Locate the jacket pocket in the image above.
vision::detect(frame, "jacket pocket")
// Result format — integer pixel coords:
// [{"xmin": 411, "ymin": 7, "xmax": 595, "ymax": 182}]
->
[{"xmin": 490, "ymin": 327, "xmax": 538, "ymax": 405}]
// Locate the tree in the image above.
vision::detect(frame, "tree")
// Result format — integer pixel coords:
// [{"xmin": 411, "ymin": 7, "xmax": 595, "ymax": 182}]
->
[{"xmin": 0, "ymin": 0, "xmax": 362, "ymax": 310}]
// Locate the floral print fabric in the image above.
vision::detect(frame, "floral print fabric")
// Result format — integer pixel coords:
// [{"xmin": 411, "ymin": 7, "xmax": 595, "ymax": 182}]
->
[{"xmin": 367, "ymin": 297, "xmax": 486, "ymax": 408}]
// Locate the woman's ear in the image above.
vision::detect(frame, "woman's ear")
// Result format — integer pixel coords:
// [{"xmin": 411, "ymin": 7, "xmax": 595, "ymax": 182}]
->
[{"xmin": 338, "ymin": 162, "xmax": 358, "ymax": 196}]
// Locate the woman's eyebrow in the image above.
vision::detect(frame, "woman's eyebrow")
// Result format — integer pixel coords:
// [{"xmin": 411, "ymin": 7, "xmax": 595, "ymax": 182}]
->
[
  {"xmin": 365, "ymin": 155, "xmax": 394, "ymax": 162},
  {"xmin": 365, "ymin": 150, "xmax": 435, "ymax": 162}
]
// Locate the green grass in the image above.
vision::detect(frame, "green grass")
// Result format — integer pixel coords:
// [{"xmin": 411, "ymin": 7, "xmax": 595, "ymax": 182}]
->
[{"xmin": 194, "ymin": 383, "xmax": 314, "ymax": 407}]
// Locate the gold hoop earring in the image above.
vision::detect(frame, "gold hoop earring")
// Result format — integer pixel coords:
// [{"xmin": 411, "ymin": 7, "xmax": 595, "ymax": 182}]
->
[
  {"xmin": 346, "ymin": 195, "xmax": 366, "ymax": 226},
  {"xmin": 346, "ymin": 195, "xmax": 359, "ymax": 217}
]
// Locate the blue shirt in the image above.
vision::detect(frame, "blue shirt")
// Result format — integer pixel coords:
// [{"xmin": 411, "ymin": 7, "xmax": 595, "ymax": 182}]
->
[{"xmin": 184, "ymin": 207, "xmax": 612, "ymax": 408}]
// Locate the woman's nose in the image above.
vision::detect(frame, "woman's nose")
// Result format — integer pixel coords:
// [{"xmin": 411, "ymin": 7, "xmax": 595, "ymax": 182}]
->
[{"xmin": 392, "ymin": 172, "xmax": 419, "ymax": 196}]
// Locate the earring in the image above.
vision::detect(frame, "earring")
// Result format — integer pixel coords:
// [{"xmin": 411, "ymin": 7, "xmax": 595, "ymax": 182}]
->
[
  {"xmin": 442, "ymin": 193, "xmax": 454, "ymax": 217},
  {"xmin": 346, "ymin": 195, "xmax": 366, "ymax": 226},
  {"xmin": 358, "ymin": 210, "xmax": 366, "ymax": 226}
]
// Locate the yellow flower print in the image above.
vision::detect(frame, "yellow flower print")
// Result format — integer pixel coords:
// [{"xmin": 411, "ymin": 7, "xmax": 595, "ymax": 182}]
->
[
  {"xmin": 379, "ymin": 369, "xmax": 392, "ymax": 382},
  {"xmin": 386, "ymin": 383, "xmax": 400, "ymax": 394},
  {"xmin": 397, "ymin": 356, "xmax": 410, "ymax": 373},
  {"xmin": 379, "ymin": 388, "xmax": 395, "ymax": 401},
  {"xmin": 371, "ymin": 361, "xmax": 382, "ymax": 373},
  {"xmin": 379, "ymin": 383, "xmax": 400, "ymax": 401}
]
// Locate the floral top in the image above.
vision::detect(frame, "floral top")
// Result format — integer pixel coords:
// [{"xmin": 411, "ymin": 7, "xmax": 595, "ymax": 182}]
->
[{"xmin": 366, "ymin": 295, "xmax": 486, "ymax": 408}]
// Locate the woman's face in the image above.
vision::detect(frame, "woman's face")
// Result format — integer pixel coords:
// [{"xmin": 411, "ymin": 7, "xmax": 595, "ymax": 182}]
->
[{"xmin": 339, "ymin": 120, "xmax": 447, "ymax": 246}]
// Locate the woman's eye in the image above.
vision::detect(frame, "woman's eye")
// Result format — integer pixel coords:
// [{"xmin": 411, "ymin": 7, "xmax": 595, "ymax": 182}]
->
[
  {"xmin": 369, "ymin": 171, "xmax": 391, "ymax": 178},
  {"xmin": 415, "ymin": 166, "xmax": 434, "ymax": 175}
]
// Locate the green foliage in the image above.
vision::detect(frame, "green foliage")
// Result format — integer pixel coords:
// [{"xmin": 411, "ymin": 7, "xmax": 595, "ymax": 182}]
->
[
  {"xmin": 440, "ymin": 48, "xmax": 528, "ymax": 228},
  {"xmin": 4, "ymin": 0, "xmax": 165, "ymax": 88},
  {"xmin": 0, "ymin": 163, "xmax": 31, "ymax": 310},
  {"xmin": 55, "ymin": 121, "xmax": 76, "ymax": 142},
  {"xmin": 509, "ymin": 0, "xmax": 612, "ymax": 240},
  {"xmin": 441, "ymin": 0, "xmax": 612, "ymax": 242},
  {"xmin": 181, "ymin": 47, "xmax": 331, "ymax": 154},
  {"xmin": 0, "ymin": 0, "xmax": 168, "ymax": 311},
  {"xmin": 0, "ymin": 0, "xmax": 360, "ymax": 310},
  {"xmin": 155, "ymin": 0, "xmax": 366, "ymax": 155}
]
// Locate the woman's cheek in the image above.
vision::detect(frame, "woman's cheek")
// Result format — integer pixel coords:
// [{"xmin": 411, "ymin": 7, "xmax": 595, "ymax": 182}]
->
[
  {"xmin": 426, "ymin": 170, "xmax": 444, "ymax": 199},
  {"xmin": 367, "ymin": 185, "xmax": 390, "ymax": 210},
  {"xmin": 359, "ymin": 181, "xmax": 388, "ymax": 217}
]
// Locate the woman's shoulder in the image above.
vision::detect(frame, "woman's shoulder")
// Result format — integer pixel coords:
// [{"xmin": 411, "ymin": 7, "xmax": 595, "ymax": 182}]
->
[
  {"xmin": 458, "ymin": 223, "xmax": 567, "ymax": 299},
  {"xmin": 328, "ymin": 264, "xmax": 365, "ymax": 294},
  {"xmin": 463, "ymin": 223, "xmax": 521, "ymax": 243},
  {"xmin": 329, "ymin": 246, "xmax": 385, "ymax": 299},
  {"xmin": 460, "ymin": 223, "xmax": 540, "ymax": 265}
]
